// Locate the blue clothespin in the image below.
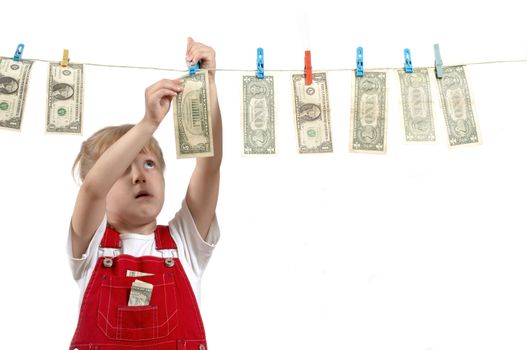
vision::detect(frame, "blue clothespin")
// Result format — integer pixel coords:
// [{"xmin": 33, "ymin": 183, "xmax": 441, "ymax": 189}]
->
[
  {"xmin": 356, "ymin": 47, "xmax": 364, "ymax": 77},
  {"xmin": 188, "ymin": 62, "xmax": 200, "ymax": 75},
  {"xmin": 434, "ymin": 44, "xmax": 443, "ymax": 79},
  {"xmin": 256, "ymin": 48, "xmax": 264, "ymax": 79},
  {"xmin": 13, "ymin": 44, "xmax": 24, "ymax": 62},
  {"xmin": 404, "ymin": 48, "xmax": 413, "ymax": 73}
]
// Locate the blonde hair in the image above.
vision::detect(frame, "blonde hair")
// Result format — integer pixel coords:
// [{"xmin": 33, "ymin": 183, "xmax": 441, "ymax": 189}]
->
[{"xmin": 72, "ymin": 124, "xmax": 166, "ymax": 182}]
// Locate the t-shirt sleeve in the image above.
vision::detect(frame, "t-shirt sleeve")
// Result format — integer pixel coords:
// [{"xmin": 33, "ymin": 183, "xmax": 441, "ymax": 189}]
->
[
  {"xmin": 66, "ymin": 216, "xmax": 107, "ymax": 281},
  {"xmin": 169, "ymin": 199, "xmax": 220, "ymax": 278}
]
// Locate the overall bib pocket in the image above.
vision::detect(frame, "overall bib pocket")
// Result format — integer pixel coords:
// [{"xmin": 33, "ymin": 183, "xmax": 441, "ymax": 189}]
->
[{"xmin": 97, "ymin": 272, "xmax": 179, "ymax": 340}]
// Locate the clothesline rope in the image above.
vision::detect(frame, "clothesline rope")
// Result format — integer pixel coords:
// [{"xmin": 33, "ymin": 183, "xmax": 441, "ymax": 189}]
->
[{"xmin": 19, "ymin": 57, "xmax": 527, "ymax": 73}]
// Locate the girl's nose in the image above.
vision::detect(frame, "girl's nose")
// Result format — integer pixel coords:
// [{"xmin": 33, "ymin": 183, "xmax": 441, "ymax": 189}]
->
[
  {"xmin": 133, "ymin": 176, "xmax": 146, "ymax": 184},
  {"xmin": 131, "ymin": 166, "xmax": 146, "ymax": 184}
]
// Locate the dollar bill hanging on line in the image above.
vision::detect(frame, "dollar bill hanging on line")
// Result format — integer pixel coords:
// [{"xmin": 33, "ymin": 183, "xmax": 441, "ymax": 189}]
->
[
  {"xmin": 46, "ymin": 62, "xmax": 83, "ymax": 134},
  {"xmin": 398, "ymin": 68, "xmax": 436, "ymax": 142},
  {"xmin": 241, "ymin": 75, "xmax": 276, "ymax": 154},
  {"xmin": 173, "ymin": 71, "xmax": 214, "ymax": 158},
  {"xmin": 436, "ymin": 66, "xmax": 481, "ymax": 147},
  {"xmin": 291, "ymin": 72, "xmax": 333, "ymax": 154},
  {"xmin": 350, "ymin": 71, "xmax": 387, "ymax": 153},
  {"xmin": 0, "ymin": 57, "xmax": 33, "ymax": 131}
]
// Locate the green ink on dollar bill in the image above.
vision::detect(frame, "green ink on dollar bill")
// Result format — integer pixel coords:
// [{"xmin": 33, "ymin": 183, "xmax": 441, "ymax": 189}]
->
[
  {"xmin": 436, "ymin": 66, "xmax": 481, "ymax": 147},
  {"xmin": 46, "ymin": 62, "xmax": 83, "ymax": 134},
  {"xmin": 173, "ymin": 71, "xmax": 214, "ymax": 158},
  {"xmin": 292, "ymin": 72, "xmax": 333, "ymax": 154},
  {"xmin": 351, "ymin": 71, "xmax": 387, "ymax": 153},
  {"xmin": 398, "ymin": 68, "xmax": 436, "ymax": 142},
  {"xmin": 242, "ymin": 75, "xmax": 276, "ymax": 154},
  {"xmin": 0, "ymin": 57, "xmax": 33, "ymax": 131}
]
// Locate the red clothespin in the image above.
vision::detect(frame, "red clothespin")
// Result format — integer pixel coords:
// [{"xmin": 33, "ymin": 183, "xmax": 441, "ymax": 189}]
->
[{"xmin": 304, "ymin": 50, "xmax": 312, "ymax": 85}]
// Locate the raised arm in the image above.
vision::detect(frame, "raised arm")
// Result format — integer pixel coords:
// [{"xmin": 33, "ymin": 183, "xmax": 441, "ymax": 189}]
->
[
  {"xmin": 184, "ymin": 38, "xmax": 223, "ymax": 240},
  {"xmin": 70, "ymin": 80, "xmax": 182, "ymax": 258}
]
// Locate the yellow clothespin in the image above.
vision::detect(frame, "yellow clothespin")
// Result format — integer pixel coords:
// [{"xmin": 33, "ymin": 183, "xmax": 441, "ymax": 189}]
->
[{"xmin": 61, "ymin": 49, "xmax": 70, "ymax": 67}]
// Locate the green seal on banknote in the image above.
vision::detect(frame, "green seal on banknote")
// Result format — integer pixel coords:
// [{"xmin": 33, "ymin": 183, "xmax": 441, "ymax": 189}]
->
[
  {"xmin": 57, "ymin": 108, "xmax": 66, "ymax": 116},
  {"xmin": 0, "ymin": 102, "xmax": 8, "ymax": 111}
]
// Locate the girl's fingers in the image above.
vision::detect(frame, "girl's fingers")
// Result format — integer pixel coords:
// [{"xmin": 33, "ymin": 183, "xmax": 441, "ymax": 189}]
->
[
  {"xmin": 150, "ymin": 88, "xmax": 180, "ymax": 102},
  {"xmin": 146, "ymin": 79, "xmax": 182, "ymax": 95},
  {"xmin": 186, "ymin": 37, "xmax": 195, "ymax": 55},
  {"xmin": 187, "ymin": 49, "xmax": 215, "ymax": 68},
  {"xmin": 186, "ymin": 37, "xmax": 208, "ymax": 57}
]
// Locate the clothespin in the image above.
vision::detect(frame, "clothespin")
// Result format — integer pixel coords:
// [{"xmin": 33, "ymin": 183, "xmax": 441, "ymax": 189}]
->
[
  {"xmin": 434, "ymin": 44, "xmax": 443, "ymax": 78},
  {"xmin": 304, "ymin": 50, "xmax": 312, "ymax": 85},
  {"xmin": 61, "ymin": 49, "xmax": 70, "ymax": 67},
  {"xmin": 356, "ymin": 47, "xmax": 364, "ymax": 77},
  {"xmin": 256, "ymin": 48, "xmax": 264, "ymax": 79},
  {"xmin": 13, "ymin": 44, "xmax": 24, "ymax": 62},
  {"xmin": 188, "ymin": 63, "xmax": 199, "ymax": 75},
  {"xmin": 188, "ymin": 62, "xmax": 200, "ymax": 75},
  {"xmin": 404, "ymin": 48, "xmax": 413, "ymax": 73}
]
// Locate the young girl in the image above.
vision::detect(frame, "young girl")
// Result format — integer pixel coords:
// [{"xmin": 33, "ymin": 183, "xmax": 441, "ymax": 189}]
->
[{"xmin": 67, "ymin": 38, "xmax": 222, "ymax": 350}]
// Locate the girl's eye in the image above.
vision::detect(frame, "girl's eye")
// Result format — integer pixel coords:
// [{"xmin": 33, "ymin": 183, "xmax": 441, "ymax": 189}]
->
[{"xmin": 144, "ymin": 160, "xmax": 156, "ymax": 169}]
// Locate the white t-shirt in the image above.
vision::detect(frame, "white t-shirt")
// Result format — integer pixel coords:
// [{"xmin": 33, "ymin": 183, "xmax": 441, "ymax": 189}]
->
[{"xmin": 66, "ymin": 200, "xmax": 220, "ymax": 308}]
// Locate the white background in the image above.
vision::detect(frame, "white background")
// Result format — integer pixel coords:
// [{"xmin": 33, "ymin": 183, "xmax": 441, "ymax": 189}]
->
[{"xmin": 1, "ymin": 0, "xmax": 526, "ymax": 349}]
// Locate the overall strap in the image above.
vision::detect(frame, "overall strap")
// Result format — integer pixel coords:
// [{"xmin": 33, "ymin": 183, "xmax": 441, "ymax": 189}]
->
[
  {"xmin": 154, "ymin": 225, "xmax": 177, "ymax": 250},
  {"xmin": 99, "ymin": 225, "xmax": 121, "ymax": 249}
]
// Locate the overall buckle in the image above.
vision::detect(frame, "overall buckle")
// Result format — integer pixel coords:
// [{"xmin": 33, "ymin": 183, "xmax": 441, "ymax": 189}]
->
[
  {"xmin": 100, "ymin": 248, "xmax": 121, "ymax": 268},
  {"xmin": 160, "ymin": 249, "xmax": 177, "ymax": 268}
]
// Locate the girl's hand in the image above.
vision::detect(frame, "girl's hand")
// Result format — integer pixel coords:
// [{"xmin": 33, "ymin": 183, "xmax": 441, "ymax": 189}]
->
[
  {"xmin": 143, "ymin": 79, "xmax": 182, "ymax": 127},
  {"xmin": 186, "ymin": 37, "xmax": 216, "ymax": 79}
]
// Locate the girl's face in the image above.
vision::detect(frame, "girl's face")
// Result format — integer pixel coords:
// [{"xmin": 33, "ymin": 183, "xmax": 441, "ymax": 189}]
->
[{"xmin": 106, "ymin": 151, "xmax": 165, "ymax": 229}]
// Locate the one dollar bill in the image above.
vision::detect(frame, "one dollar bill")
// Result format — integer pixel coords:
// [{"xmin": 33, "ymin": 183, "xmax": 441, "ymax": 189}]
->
[
  {"xmin": 126, "ymin": 270, "xmax": 154, "ymax": 277},
  {"xmin": 436, "ymin": 66, "xmax": 481, "ymax": 147},
  {"xmin": 173, "ymin": 71, "xmax": 214, "ymax": 158},
  {"xmin": 398, "ymin": 68, "xmax": 436, "ymax": 142},
  {"xmin": 0, "ymin": 57, "xmax": 33, "ymax": 131},
  {"xmin": 128, "ymin": 279, "xmax": 153, "ymax": 306},
  {"xmin": 292, "ymin": 72, "xmax": 333, "ymax": 153},
  {"xmin": 350, "ymin": 71, "xmax": 387, "ymax": 153},
  {"xmin": 46, "ymin": 62, "xmax": 83, "ymax": 134},
  {"xmin": 242, "ymin": 75, "xmax": 276, "ymax": 154}
]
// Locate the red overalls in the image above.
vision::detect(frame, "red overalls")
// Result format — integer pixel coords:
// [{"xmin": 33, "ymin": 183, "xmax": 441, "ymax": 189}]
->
[{"xmin": 69, "ymin": 225, "xmax": 208, "ymax": 350}]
